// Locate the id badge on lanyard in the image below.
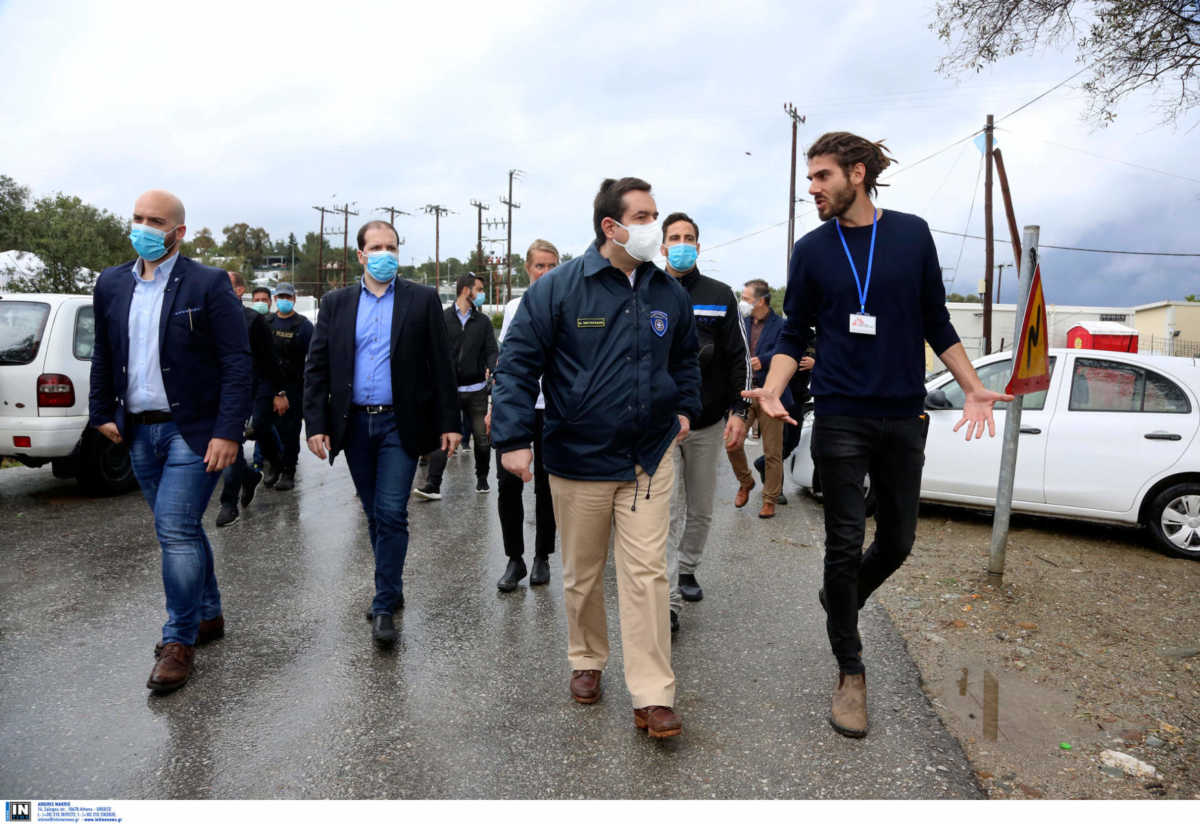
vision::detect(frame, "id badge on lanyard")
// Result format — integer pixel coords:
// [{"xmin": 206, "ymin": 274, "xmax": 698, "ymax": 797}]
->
[{"xmin": 836, "ymin": 210, "xmax": 878, "ymax": 336}]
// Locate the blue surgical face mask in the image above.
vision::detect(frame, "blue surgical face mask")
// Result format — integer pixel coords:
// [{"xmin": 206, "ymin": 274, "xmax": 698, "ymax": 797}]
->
[
  {"xmin": 252, "ymin": 301, "xmax": 269, "ymax": 315},
  {"xmin": 275, "ymin": 298, "xmax": 294, "ymax": 314},
  {"xmin": 473, "ymin": 291, "xmax": 486, "ymax": 308},
  {"xmin": 667, "ymin": 243, "xmax": 698, "ymax": 271},
  {"xmin": 129, "ymin": 223, "xmax": 177, "ymax": 261},
  {"xmin": 366, "ymin": 251, "xmax": 399, "ymax": 283}
]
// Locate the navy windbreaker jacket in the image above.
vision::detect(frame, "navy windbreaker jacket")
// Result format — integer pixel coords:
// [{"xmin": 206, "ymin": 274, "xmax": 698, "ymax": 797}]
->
[{"xmin": 491, "ymin": 243, "xmax": 702, "ymax": 481}]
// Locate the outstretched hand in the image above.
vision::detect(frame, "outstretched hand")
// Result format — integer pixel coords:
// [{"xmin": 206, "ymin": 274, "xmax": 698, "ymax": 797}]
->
[
  {"xmin": 953, "ymin": 388, "xmax": 1014, "ymax": 440},
  {"xmin": 740, "ymin": 388, "xmax": 796, "ymax": 426}
]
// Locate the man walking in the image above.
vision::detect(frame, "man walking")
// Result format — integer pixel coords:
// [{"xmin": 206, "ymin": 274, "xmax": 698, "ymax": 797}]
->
[
  {"xmin": 492, "ymin": 177, "xmax": 701, "ymax": 738},
  {"xmin": 494, "ymin": 240, "xmax": 560, "ymax": 592},
  {"xmin": 415, "ymin": 273, "xmax": 498, "ymax": 499},
  {"xmin": 304, "ymin": 220, "xmax": 460, "ymax": 647},
  {"xmin": 89, "ymin": 189, "xmax": 252, "ymax": 693},
  {"xmin": 745, "ymin": 131, "xmax": 1008, "ymax": 738},
  {"xmin": 264, "ymin": 282, "xmax": 312, "ymax": 492},
  {"xmin": 215, "ymin": 270, "xmax": 288, "ymax": 527},
  {"xmin": 727, "ymin": 279, "xmax": 789, "ymax": 518},
  {"xmin": 659, "ymin": 213, "xmax": 748, "ymax": 632}
]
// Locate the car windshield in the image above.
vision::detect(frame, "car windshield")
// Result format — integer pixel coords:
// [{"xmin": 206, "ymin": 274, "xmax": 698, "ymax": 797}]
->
[{"xmin": 0, "ymin": 301, "xmax": 51, "ymax": 365}]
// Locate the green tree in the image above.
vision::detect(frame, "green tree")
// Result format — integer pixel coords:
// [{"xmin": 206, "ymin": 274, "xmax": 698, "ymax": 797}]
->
[
  {"xmin": 0, "ymin": 175, "xmax": 32, "ymax": 251},
  {"xmin": 946, "ymin": 292, "xmax": 983, "ymax": 303},
  {"xmin": 8, "ymin": 193, "xmax": 129, "ymax": 293},
  {"xmin": 933, "ymin": 1, "xmax": 1200, "ymax": 124}
]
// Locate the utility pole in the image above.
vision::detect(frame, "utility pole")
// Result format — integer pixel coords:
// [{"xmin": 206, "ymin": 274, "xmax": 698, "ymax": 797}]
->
[
  {"xmin": 329, "ymin": 203, "xmax": 359, "ymax": 288},
  {"xmin": 983, "ymin": 114, "xmax": 995, "ymax": 354},
  {"xmin": 311, "ymin": 205, "xmax": 339, "ymax": 300},
  {"xmin": 500, "ymin": 169, "xmax": 523, "ymax": 303},
  {"xmin": 995, "ymin": 262, "xmax": 1011, "ymax": 305},
  {"xmin": 375, "ymin": 206, "xmax": 410, "ymax": 247},
  {"xmin": 784, "ymin": 102, "xmax": 806, "ymax": 267},
  {"xmin": 469, "ymin": 199, "xmax": 490, "ymax": 285},
  {"xmin": 992, "ymin": 148, "xmax": 1023, "ymax": 268},
  {"xmin": 423, "ymin": 204, "xmax": 453, "ymax": 287}
]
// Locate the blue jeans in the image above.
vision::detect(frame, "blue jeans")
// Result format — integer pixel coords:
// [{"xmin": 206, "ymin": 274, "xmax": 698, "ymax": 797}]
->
[
  {"xmin": 343, "ymin": 410, "xmax": 419, "ymax": 614},
  {"xmin": 128, "ymin": 421, "xmax": 223, "ymax": 646}
]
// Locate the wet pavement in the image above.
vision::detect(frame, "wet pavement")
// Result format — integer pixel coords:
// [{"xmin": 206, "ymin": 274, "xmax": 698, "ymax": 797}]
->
[{"xmin": 0, "ymin": 444, "xmax": 982, "ymax": 799}]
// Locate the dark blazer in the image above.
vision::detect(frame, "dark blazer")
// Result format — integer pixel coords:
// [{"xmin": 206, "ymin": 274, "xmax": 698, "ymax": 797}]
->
[
  {"xmin": 303, "ymin": 278, "xmax": 458, "ymax": 462},
  {"xmin": 88, "ymin": 256, "xmax": 253, "ymax": 457},
  {"xmin": 443, "ymin": 304, "xmax": 498, "ymax": 387},
  {"xmin": 744, "ymin": 308, "xmax": 792, "ymax": 406}
]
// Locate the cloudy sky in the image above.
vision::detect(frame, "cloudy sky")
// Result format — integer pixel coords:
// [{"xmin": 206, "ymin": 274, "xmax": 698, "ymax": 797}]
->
[{"xmin": 2, "ymin": 0, "xmax": 1197, "ymax": 307}]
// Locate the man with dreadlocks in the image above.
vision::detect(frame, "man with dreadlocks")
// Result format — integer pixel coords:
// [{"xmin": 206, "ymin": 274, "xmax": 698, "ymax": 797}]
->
[{"xmin": 745, "ymin": 131, "xmax": 1009, "ymax": 739}]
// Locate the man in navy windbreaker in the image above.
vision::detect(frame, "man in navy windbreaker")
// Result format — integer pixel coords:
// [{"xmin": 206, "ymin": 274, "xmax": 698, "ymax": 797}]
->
[{"xmin": 491, "ymin": 177, "xmax": 701, "ymax": 739}]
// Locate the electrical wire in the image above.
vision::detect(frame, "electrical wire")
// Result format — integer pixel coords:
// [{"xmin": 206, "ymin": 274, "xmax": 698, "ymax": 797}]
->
[
  {"xmin": 930, "ymin": 228, "xmax": 1200, "ymax": 256},
  {"xmin": 994, "ymin": 65, "xmax": 1092, "ymax": 124},
  {"xmin": 951, "ymin": 153, "xmax": 986, "ymax": 278},
  {"xmin": 1003, "ymin": 132, "xmax": 1200, "ymax": 185}
]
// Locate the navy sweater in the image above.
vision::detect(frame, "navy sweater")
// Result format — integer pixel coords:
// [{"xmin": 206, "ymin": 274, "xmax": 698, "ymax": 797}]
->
[{"xmin": 776, "ymin": 209, "xmax": 960, "ymax": 417}]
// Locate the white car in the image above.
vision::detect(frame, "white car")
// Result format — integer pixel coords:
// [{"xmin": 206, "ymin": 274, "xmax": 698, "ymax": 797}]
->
[
  {"xmin": 790, "ymin": 348, "xmax": 1200, "ymax": 560},
  {"xmin": 0, "ymin": 293, "xmax": 137, "ymax": 494}
]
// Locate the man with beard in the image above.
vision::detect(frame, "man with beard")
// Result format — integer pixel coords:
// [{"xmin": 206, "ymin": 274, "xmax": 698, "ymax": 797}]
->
[{"xmin": 744, "ymin": 132, "xmax": 1008, "ymax": 739}]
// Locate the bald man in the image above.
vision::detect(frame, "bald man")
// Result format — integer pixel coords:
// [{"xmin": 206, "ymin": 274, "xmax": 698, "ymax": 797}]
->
[{"xmin": 89, "ymin": 189, "xmax": 253, "ymax": 693}]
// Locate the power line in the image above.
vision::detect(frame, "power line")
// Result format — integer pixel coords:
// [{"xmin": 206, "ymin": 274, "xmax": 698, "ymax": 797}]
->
[
  {"xmin": 994, "ymin": 65, "xmax": 1091, "ymax": 124},
  {"xmin": 930, "ymin": 228, "xmax": 1200, "ymax": 257},
  {"xmin": 951, "ymin": 152, "xmax": 985, "ymax": 279},
  {"xmin": 1007, "ymin": 133, "xmax": 1200, "ymax": 185}
]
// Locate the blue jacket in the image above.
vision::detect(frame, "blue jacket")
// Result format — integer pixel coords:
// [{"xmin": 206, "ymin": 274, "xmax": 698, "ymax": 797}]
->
[
  {"xmin": 491, "ymin": 243, "xmax": 702, "ymax": 481},
  {"xmin": 746, "ymin": 308, "xmax": 793, "ymax": 407},
  {"xmin": 89, "ymin": 256, "xmax": 253, "ymax": 457}
]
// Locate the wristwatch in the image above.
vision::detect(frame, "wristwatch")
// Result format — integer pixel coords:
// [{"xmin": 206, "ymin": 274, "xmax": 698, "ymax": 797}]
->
[
  {"xmin": 732, "ymin": 406, "xmax": 750, "ymax": 420},
  {"xmin": 276, "ymin": 390, "xmax": 287, "ymax": 398}
]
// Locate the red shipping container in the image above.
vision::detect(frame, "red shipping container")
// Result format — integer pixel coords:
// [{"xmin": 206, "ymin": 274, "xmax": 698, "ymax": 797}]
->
[{"xmin": 1067, "ymin": 322, "xmax": 1138, "ymax": 353}]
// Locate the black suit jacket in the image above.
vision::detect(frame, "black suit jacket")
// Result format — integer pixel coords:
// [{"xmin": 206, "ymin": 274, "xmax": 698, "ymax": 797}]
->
[{"xmin": 303, "ymin": 278, "xmax": 458, "ymax": 462}]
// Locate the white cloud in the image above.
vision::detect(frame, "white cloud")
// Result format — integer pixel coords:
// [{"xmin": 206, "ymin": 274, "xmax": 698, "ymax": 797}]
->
[{"xmin": 1, "ymin": 0, "xmax": 1196, "ymax": 305}]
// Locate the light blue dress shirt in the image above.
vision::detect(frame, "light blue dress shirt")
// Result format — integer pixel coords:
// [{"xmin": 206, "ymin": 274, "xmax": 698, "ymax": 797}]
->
[
  {"xmin": 126, "ymin": 253, "xmax": 179, "ymax": 413},
  {"xmin": 352, "ymin": 278, "xmax": 395, "ymax": 405}
]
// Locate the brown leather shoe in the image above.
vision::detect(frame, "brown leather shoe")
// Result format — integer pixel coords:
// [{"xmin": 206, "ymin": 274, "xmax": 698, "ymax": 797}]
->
[
  {"xmin": 734, "ymin": 482, "xmax": 755, "ymax": 508},
  {"xmin": 147, "ymin": 642, "xmax": 195, "ymax": 692},
  {"xmin": 570, "ymin": 669, "xmax": 602, "ymax": 704},
  {"xmin": 830, "ymin": 671, "xmax": 868, "ymax": 738},
  {"xmin": 153, "ymin": 615, "xmax": 225, "ymax": 658},
  {"xmin": 758, "ymin": 500, "xmax": 776, "ymax": 519},
  {"xmin": 634, "ymin": 705, "xmax": 682, "ymax": 738},
  {"xmin": 197, "ymin": 615, "xmax": 224, "ymax": 644}
]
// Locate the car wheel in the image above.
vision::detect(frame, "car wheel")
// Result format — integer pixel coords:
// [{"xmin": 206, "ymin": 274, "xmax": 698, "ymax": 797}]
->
[
  {"xmin": 77, "ymin": 429, "xmax": 137, "ymax": 496},
  {"xmin": 1146, "ymin": 482, "xmax": 1200, "ymax": 561},
  {"xmin": 811, "ymin": 466, "xmax": 878, "ymax": 517}
]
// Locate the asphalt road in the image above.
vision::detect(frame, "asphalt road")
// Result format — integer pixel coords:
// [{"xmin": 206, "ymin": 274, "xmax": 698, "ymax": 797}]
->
[{"xmin": 0, "ymin": 442, "xmax": 981, "ymax": 799}]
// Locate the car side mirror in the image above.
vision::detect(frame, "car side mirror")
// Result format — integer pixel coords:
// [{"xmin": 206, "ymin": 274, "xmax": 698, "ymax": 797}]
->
[{"xmin": 925, "ymin": 389, "xmax": 952, "ymax": 410}]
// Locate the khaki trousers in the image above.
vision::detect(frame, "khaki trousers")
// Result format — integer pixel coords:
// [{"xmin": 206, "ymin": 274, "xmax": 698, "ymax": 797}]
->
[
  {"xmin": 549, "ymin": 449, "xmax": 676, "ymax": 708},
  {"xmin": 727, "ymin": 401, "xmax": 784, "ymax": 503}
]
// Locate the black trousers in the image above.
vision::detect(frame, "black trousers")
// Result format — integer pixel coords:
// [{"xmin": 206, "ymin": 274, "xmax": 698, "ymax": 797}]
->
[
  {"xmin": 812, "ymin": 414, "xmax": 928, "ymax": 674},
  {"xmin": 496, "ymin": 409, "xmax": 555, "ymax": 558},
  {"xmin": 427, "ymin": 388, "xmax": 490, "ymax": 487},
  {"xmin": 274, "ymin": 381, "xmax": 304, "ymax": 471},
  {"xmin": 219, "ymin": 393, "xmax": 280, "ymax": 506}
]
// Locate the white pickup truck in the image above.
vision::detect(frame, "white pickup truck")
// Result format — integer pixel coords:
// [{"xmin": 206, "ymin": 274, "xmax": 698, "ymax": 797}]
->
[{"xmin": 0, "ymin": 292, "xmax": 137, "ymax": 494}]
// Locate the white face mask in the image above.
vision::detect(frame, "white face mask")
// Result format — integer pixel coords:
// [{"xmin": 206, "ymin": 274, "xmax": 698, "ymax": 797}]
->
[
  {"xmin": 738, "ymin": 299, "xmax": 755, "ymax": 318},
  {"xmin": 613, "ymin": 219, "xmax": 661, "ymax": 263}
]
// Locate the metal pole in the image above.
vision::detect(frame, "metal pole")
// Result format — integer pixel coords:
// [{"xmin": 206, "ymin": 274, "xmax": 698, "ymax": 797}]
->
[
  {"xmin": 506, "ymin": 172, "xmax": 514, "ymax": 303},
  {"xmin": 988, "ymin": 224, "xmax": 1040, "ymax": 583},
  {"xmin": 983, "ymin": 114, "xmax": 994, "ymax": 354},
  {"xmin": 342, "ymin": 203, "xmax": 349, "ymax": 288}
]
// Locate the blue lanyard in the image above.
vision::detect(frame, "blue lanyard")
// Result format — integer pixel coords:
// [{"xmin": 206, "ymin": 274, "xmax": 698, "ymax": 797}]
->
[{"xmin": 834, "ymin": 209, "xmax": 877, "ymax": 315}]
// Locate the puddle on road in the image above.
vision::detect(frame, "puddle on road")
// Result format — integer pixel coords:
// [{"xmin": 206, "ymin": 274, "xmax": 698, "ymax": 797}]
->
[{"xmin": 931, "ymin": 658, "xmax": 1092, "ymax": 755}]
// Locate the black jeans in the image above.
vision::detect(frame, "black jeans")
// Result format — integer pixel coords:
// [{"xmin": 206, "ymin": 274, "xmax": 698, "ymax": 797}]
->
[
  {"xmin": 496, "ymin": 410, "xmax": 555, "ymax": 558},
  {"xmin": 220, "ymin": 394, "xmax": 280, "ymax": 506},
  {"xmin": 812, "ymin": 414, "xmax": 929, "ymax": 675},
  {"xmin": 427, "ymin": 388, "xmax": 490, "ymax": 487},
  {"xmin": 275, "ymin": 382, "xmax": 304, "ymax": 471}
]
